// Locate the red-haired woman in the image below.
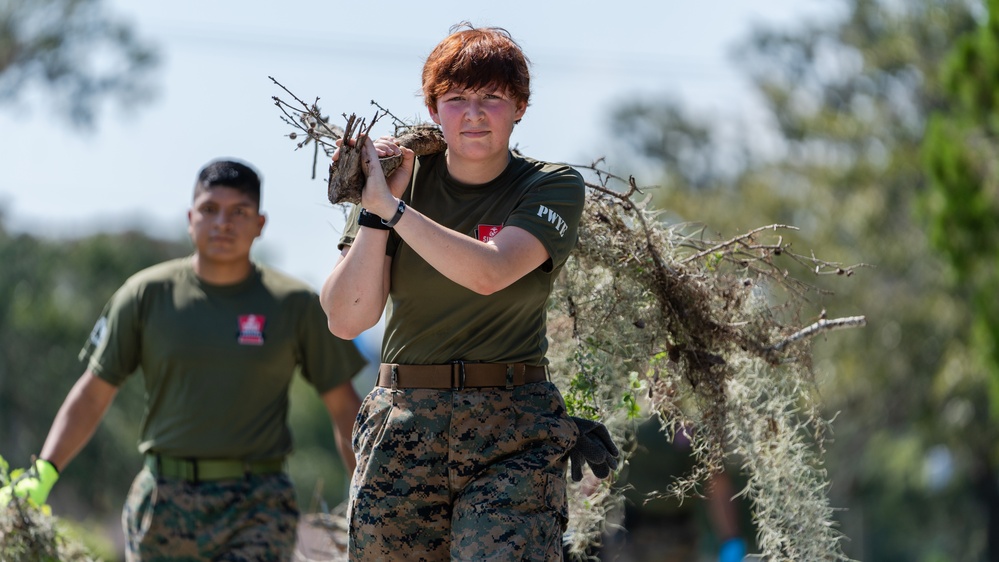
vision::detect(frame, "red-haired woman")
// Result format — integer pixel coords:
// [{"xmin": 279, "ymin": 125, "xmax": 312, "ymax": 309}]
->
[{"xmin": 321, "ymin": 22, "xmax": 612, "ymax": 561}]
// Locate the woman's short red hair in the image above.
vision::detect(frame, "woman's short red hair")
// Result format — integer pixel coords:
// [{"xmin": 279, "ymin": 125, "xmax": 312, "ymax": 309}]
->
[{"xmin": 422, "ymin": 23, "xmax": 531, "ymax": 111}]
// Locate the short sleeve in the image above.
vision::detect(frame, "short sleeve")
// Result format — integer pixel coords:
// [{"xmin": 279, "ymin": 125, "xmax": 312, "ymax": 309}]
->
[
  {"xmin": 78, "ymin": 284, "xmax": 143, "ymax": 387},
  {"xmin": 338, "ymin": 204, "xmax": 362, "ymax": 251},
  {"xmin": 503, "ymin": 165, "xmax": 585, "ymax": 271}
]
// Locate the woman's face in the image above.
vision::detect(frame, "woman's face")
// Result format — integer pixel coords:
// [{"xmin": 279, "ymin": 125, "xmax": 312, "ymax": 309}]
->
[{"xmin": 428, "ymin": 85, "xmax": 526, "ymax": 170}]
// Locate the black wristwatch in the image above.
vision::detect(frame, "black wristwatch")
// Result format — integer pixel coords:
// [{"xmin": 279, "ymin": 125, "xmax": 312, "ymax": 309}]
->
[
  {"xmin": 358, "ymin": 208, "xmax": 391, "ymax": 230},
  {"xmin": 381, "ymin": 200, "xmax": 406, "ymax": 228}
]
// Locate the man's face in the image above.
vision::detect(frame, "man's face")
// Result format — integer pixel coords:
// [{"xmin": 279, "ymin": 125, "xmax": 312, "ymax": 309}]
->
[{"xmin": 187, "ymin": 186, "xmax": 264, "ymax": 265}]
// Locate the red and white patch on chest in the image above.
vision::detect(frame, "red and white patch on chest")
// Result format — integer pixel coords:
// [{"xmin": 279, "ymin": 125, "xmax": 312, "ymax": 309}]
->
[
  {"xmin": 237, "ymin": 314, "xmax": 265, "ymax": 345},
  {"xmin": 477, "ymin": 224, "xmax": 503, "ymax": 242}
]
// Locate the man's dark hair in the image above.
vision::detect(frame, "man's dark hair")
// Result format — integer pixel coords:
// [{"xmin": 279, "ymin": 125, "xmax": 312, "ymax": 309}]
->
[{"xmin": 193, "ymin": 159, "xmax": 262, "ymax": 208}]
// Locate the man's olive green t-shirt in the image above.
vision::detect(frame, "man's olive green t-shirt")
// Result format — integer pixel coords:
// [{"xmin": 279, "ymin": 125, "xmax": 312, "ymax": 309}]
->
[
  {"xmin": 340, "ymin": 151, "xmax": 585, "ymax": 365},
  {"xmin": 79, "ymin": 258, "xmax": 367, "ymax": 459}
]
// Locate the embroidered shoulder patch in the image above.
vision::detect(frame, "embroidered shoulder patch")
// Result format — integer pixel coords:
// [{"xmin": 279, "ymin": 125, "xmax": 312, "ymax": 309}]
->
[{"xmin": 88, "ymin": 317, "xmax": 108, "ymax": 347}]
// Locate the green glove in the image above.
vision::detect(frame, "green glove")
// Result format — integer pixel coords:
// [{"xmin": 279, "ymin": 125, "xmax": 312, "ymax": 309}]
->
[{"xmin": 0, "ymin": 458, "xmax": 59, "ymax": 507}]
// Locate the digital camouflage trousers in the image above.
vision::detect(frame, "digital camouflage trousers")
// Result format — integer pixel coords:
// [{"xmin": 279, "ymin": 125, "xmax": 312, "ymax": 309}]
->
[
  {"xmin": 123, "ymin": 468, "xmax": 299, "ymax": 561},
  {"xmin": 348, "ymin": 381, "xmax": 579, "ymax": 562}
]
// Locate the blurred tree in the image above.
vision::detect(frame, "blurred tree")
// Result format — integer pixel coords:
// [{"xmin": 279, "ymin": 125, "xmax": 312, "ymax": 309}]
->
[
  {"xmin": 923, "ymin": 0, "xmax": 999, "ymax": 557},
  {"xmin": 0, "ymin": 0, "xmax": 158, "ymax": 127},
  {"xmin": 0, "ymin": 222, "xmax": 189, "ymax": 523},
  {"xmin": 603, "ymin": 0, "xmax": 987, "ymax": 559}
]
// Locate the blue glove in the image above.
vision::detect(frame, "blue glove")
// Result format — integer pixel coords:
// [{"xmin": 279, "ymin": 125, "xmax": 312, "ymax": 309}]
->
[
  {"xmin": 719, "ymin": 537, "xmax": 746, "ymax": 562},
  {"xmin": 0, "ymin": 458, "xmax": 60, "ymax": 508}
]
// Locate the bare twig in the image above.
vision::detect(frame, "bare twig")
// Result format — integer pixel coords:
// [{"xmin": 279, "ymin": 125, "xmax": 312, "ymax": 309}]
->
[
  {"xmin": 769, "ymin": 316, "xmax": 868, "ymax": 352},
  {"xmin": 269, "ymin": 76, "xmax": 344, "ymax": 159},
  {"xmin": 681, "ymin": 224, "xmax": 797, "ymax": 264}
]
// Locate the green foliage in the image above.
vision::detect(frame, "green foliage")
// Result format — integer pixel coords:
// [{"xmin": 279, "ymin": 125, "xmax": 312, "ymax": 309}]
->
[
  {"xmin": 939, "ymin": 2, "xmax": 999, "ymax": 127},
  {"xmin": 286, "ymin": 373, "xmax": 352, "ymax": 511},
  {"xmin": 0, "ymin": 0, "xmax": 159, "ymax": 126},
  {"xmin": 561, "ymin": 351, "xmax": 642, "ymax": 422},
  {"xmin": 923, "ymin": 116, "xmax": 998, "ymax": 277},
  {"xmin": 923, "ymin": 0, "xmax": 999, "ymax": 425}
]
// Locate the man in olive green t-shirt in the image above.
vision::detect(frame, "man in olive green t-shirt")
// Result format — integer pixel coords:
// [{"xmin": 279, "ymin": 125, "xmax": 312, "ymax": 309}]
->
[{"xmin": 0, "ymin": 159, "xmax": 366, "ymax": 561}]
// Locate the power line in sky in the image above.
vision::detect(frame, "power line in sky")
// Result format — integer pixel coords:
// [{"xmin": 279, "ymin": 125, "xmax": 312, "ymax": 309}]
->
[{"xmin": 155, "ymin": 22, "xmax": 738, "ymax": 83}]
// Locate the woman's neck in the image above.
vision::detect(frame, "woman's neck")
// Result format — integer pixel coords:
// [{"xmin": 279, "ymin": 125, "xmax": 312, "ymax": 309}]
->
[{"xmin": 445, "ymin": 150, "xmax": 511, "ymax": 185}]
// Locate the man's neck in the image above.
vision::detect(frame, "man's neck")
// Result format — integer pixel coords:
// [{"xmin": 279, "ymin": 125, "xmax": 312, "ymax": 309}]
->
[{"xmin": 191, "ymin": 254, "xmax": 253, "ymax": 286}]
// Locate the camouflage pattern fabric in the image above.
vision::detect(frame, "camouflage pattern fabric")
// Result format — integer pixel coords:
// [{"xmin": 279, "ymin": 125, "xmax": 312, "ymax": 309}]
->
[
  {"xmin": 123, "ymin": 467, "xmax": 299, "ymax": 561},
  {"xmin": 349, "ymin": 381, "xmax": 579, "ymax": 561}
]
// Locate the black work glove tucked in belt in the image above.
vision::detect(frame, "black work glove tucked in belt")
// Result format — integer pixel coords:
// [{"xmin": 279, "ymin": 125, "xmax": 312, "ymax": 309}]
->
[{"xmin": 568, "ymin": 416, "xmax": 620, "ymax": 482}]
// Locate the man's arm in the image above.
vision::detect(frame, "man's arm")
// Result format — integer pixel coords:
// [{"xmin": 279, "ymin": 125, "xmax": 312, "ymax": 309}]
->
[
  {"xmin": 320, "ymin": 381, "xmax": 362, "ymax": 475},
  {"xmin": 2, "ymin": 357, "xmax": 118, "ymax": 508},
  {"xmin": 39, "ymin": 370, "xmax": 118, "ymax": 471}
]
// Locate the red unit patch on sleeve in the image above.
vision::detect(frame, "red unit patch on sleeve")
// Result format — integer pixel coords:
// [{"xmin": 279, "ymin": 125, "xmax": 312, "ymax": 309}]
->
[{"xmin": 477, "ymin": 224, "xmax": 503, "ymax": 242}]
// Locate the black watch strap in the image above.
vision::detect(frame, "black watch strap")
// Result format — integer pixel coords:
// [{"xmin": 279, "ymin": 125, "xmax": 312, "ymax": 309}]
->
[
  {"xmin": 382, "ymin": 200, "xmax": 406, "ymax": 228},
  {"xmin": 358, "ymin": 208, "xmax": 391, "ymax": 230}
]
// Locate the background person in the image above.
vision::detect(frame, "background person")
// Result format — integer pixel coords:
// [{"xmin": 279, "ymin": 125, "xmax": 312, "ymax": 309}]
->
[{"xmin": 1, "ymin": 158, "xmax": 367, "ymax": 561}]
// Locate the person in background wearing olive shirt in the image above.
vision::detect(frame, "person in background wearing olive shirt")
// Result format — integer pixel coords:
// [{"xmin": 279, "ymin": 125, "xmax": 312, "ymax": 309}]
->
[{"xmin": 1, "ymin": 159, "xmax": 367, "ymax": 561}]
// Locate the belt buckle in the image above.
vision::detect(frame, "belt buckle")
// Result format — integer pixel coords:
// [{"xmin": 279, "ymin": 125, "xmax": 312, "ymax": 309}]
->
[{"xmin": 451, "ymin": 361, "xmax": 466, "ymax": 390}]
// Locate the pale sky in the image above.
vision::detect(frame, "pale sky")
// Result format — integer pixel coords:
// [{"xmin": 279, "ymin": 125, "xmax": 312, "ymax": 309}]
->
[{"xmin": 0, "ymin": 0, "xmax": 834, "ymax": 290}]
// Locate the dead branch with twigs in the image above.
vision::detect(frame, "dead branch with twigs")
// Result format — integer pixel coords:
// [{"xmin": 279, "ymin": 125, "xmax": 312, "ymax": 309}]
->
[
  {"xmin": 271, "ymin": 77, "xmax": 446, "ymax": 202},
  {"xmin": 271, "ymin": 81, "xmax": 867, "ymax": 562}
]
